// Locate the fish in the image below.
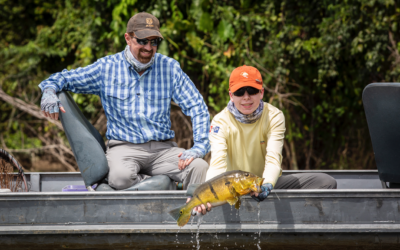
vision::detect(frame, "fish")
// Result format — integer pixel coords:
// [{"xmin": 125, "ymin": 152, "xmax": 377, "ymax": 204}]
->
[{"xmin": 168, "ymin": 170, "xmax": 264, "ymax": 227}]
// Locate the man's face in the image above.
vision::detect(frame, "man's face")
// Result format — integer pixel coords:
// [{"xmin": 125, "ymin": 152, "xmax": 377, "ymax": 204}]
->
[
  {"xmin": 229, "ymin": 87, "xmax": 264, "ymax": 115},
  {"xmin": 124, "ymin": 33, "xmax": 158, "ymax": 63}
]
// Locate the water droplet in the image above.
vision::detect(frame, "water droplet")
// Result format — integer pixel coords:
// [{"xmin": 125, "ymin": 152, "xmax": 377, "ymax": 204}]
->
[
  {"xmin": 257, "ymin": 202, "xmax": 262, "ymax": 249},
  {"xmin": 196, "ymin": 214, "xmax": 204, "ymax": 250}
]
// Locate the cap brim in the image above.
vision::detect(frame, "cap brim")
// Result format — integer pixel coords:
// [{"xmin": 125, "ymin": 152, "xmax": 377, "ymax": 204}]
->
[
  {"xmin": 230, "ymin": 82, "xmax": 263, "ymax": 93},
  {"xmin": 134, "ymin": 29, "xmax": 163, "ymax": 39}
]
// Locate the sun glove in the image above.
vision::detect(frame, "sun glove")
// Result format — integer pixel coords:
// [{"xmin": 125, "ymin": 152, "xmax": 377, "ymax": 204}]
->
[
  {"xmin": 40, "ymin": 88, "xmax": 63, "ymax": 114},
  {"xmin": 179, "ymin": 149, "xmax": 203, "ymax": 160},
  {"xmin": 251, "ymin": 183, "xmax": 273, "ymax": 202}
]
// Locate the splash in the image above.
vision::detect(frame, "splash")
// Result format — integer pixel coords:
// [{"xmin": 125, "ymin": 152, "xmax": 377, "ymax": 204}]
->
[
  {"xmin": 196, "ymin": 214, "xmax": 204, "ymax": 250},
  {"xmin": 175, "ymin": 229, "xmax": 180, "ymax": 248},
  {"xmin": 257, "ymin": 202, "xmax": 261, "ymax": 250}
]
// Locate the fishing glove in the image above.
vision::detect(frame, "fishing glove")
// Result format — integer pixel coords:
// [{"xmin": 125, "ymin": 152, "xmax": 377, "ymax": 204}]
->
[
  {"xmin": 179, "ymin": 149, "xmax": 203, "ymax": 160},
  {"xmin": 251, "ymin": 183, "xmax": 273, "ymax": 202},
  {"xmin": 41, "ymin": 88, "xmax": 63, "ymax": 114}
]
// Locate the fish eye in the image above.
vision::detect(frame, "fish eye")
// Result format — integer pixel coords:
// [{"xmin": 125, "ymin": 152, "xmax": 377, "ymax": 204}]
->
[
  {"xmin": 180, "ymin": 211, "xmax": 183, "ymax": 214},
  {"xmin": 244, "ymin": 173, "xmax": 249, "ymax": 177}
]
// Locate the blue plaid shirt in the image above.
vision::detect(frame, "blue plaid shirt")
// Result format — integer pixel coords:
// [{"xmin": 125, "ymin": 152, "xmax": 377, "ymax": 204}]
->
[{"xmin": 39, "ymin": 52, "xmax": 210, "ymax": 156}]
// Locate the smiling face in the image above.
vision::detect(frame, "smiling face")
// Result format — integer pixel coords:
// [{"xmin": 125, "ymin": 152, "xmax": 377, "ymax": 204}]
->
[
  {"xmin": 229, "ymin": 88, "xmax": 264, "ymax": 115},
  {"xmin": 124, "ymin": 33, "xmax": 158, "ymax": 64}
]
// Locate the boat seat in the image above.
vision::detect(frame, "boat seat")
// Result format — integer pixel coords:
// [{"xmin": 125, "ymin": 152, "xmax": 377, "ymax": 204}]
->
[
  {"xmin": 363, "ymin": 83, "xmax": 400, "ymax": 188},
  {"xmin": 57, "ymin": 91, "xmax": 175, "ymax": 191}
]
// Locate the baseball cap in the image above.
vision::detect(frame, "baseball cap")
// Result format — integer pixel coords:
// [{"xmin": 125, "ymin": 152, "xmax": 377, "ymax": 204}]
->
[
  {"xmin": 229, "ymin": 65, "xmax": 263, "ymax": 93},
  {"xmin": 127, "ymin": 12, "xmax": 163, "ymax": 39}
]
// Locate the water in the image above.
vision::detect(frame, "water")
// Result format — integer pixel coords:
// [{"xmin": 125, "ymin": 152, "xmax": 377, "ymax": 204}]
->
[
  {"xmin": 191, "ymin": 215, "xmax": 195, "ymax": 226},
  {"xmin": 195, "ymin": 214, "xmax": 204, "ymax": 250},
  {"xmin": 175, "ymin": 229, "xmax": 180, "ymax": 247},
  {"xmin": 257, "ymin": 202, "xmax": 261, "ymax": 250},
  {"xmin": 214, "ymin": 232, "xmax": 219, "ymax": 247}
]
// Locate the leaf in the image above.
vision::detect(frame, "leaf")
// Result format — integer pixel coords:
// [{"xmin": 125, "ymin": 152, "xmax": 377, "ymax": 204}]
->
[
  {"xmin": 198, "ymin": 12, "xmax": 213, "ymax": 32},
  {"xmin": 217, "ymin": 19, "xmax": 234, "ymax": 43}
]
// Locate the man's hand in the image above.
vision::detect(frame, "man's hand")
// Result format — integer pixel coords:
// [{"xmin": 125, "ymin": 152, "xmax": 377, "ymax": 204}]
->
[
  {"xmin": 178, "ymin": 149, "xmax": 203, "ymax": 171},
  {"xmin": 186, "ymin": 197, "xmax": 212, "ymax": 215},
  {"xmin": 250, "ymin": 183, "xmax": 273, "ymax": 202},
  {"xmin": 40, "ymin": 88, "xmax": 66, "ymax": 120}
]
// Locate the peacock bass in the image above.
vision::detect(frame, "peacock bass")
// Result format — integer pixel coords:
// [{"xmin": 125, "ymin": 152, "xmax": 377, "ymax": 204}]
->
[{"xmin": 168, "ymin": 170, "xmax": 264, "ymax": 227}]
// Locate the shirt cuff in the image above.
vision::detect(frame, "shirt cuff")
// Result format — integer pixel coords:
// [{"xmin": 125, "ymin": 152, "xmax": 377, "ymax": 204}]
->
[{"xmin": 40, "ymin": 84, "xmax": 58, "ymax": 93}]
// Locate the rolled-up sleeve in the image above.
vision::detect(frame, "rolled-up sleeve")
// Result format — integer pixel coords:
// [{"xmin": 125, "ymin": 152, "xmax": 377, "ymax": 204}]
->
[{"xmin": 262, "ymin": 111, "xmax": 286, "ymax": 187}]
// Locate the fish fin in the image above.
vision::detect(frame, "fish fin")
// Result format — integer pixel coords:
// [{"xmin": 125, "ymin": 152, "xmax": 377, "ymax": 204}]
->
[
  {"xmin": 168, "ymin": 205, "xmax": 186, "ymax": 221},
  {"xmin": 227, "ymin": 185, "xmax": 239, "ymax": 198},
  {"xmin": 227, "ymin": 198, "xmax": 238, "ymax": 206},
  {"xmin": 226, "ymin": 185, "xmax": 240, "ymax": 206},
  {"xmin": 168, "ymin": 205, "xmax": 191, "ymax": 227},
  {"xmin": 235, "ymin": 198, "xmax": 241, "ymax": 209}
]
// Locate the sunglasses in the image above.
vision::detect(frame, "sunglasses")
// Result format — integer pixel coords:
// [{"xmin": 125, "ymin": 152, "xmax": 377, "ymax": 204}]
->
[
  {"xmin": 131, "ymin": 36, "xmax": 163, "ymax": 46},
  {"xmin": 233, "ymin": 87, "xmax": 261, "ymax": 97}
]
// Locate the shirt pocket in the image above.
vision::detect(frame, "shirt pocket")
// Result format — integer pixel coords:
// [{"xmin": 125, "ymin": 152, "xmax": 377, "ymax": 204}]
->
[
  {"xmin": 146, "ymin": 90, "xmax": 171, "ymax": 121},
  {"xmin": 106, "ymin": 87, "xmax": 132, "ymax": 111}
]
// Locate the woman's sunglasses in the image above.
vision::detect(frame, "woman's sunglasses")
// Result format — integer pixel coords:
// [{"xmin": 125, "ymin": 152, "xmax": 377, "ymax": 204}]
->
[
  {"xmin": 131, "ymin": 36, "xmax": 163, "ymax": 47},
  {"xmin": 233, "ymin": 87, "xmax": 261, "ymax": 97}
]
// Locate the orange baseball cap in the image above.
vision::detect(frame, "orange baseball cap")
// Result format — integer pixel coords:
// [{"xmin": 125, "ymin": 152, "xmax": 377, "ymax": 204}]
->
[{"xmin": 229, "ymin": 65, "xmax": 263, "ymax": 93}]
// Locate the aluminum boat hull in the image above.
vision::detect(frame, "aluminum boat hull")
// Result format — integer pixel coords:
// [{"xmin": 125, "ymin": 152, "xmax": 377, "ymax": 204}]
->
[{"xmin": 1, "ymin": 170, "xmax": 399, "ymax": 249}]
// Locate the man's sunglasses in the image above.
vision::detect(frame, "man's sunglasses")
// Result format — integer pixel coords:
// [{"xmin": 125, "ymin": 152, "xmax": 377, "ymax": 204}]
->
[
  {"xmin": 233, "ymin": 87, "xmax": 261, "ymax": 97},
  {"xmin": 131, "ymin": 36, "xmax": 163, "ymax": 47}
]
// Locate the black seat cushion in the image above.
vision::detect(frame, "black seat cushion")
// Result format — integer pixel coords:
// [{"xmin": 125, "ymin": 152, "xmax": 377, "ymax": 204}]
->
[
  {"xmin": 363, "ymin": 83, "xmax": 400, "ymax": 183},
  {"xmin": 57, "ymin": 91, "xmax": 176, "ymax": 191},
  {"xmin": 58, "ymin": 91, "xmax": 108, "ymax": 186}
]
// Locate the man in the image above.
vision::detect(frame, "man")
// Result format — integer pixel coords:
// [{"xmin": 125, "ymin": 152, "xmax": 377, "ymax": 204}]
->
[
  {"xmin": 39, "ymin": 12, "xmax": 210, "ymax": 190},
  {"xmin": 193, "ymin": 65, "xmax": 336, "ymax": 214}
]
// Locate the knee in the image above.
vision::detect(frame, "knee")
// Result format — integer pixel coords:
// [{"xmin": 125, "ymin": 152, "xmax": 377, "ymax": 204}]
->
[
  {"xmin": 190, "ymin": 158, "xmax": 209, "ymax": 174},
  {"xmin": 108, "ymin": 170, "xmax": 139, "ymax": 190}
]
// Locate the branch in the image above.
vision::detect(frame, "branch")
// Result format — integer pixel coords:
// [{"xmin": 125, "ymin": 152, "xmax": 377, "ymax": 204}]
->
[
  {"xmin": 388, "ymin": 31, "xmax": 400, "ymax": 66},
  {"xmin": 93, "ymin": 110, "xmax": 107, "ymax": 135},
  {"xmin": 176, "ymin": 110, "xmax": 193, "ymax": 134},
  {"xmin": 0, "ymin": 87, "xmax": 64, "ymax": 131},
  {"xmin": 7, "ymin": 145, "xmax": 61, "ymax": 153},
  {"xmin": 23, "ymin": 121, "xmax": 76, "ymax": 171}
]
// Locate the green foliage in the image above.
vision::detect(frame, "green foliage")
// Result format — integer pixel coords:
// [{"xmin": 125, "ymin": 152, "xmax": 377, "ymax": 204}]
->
[{"xmin": 1, "ymin": 0, "xmax": 400, "ymax": 170}]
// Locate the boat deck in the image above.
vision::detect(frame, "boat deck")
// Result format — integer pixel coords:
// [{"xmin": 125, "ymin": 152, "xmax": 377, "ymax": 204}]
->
[{"xmin": 1, "ymin": 170, "xmax": 399, "ymax": 249}]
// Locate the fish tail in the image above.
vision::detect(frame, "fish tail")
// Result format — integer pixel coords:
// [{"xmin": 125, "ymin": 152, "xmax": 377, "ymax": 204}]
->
[{"xmin": 168, "ymin": 205, "xmax": 192, "ymax": 227}]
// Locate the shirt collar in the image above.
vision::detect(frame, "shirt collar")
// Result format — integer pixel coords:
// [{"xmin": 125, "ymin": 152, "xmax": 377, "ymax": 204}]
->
[{"xmin": 122, "ymin": 51, "xmax": 156, "ymax": 74}]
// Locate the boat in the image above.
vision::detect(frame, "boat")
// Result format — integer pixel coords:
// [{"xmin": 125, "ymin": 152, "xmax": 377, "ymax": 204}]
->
[
  {"xmin": 1, "ymin": 170, "xmax": 400, "ymax": 249},
  {"xmin": 2, "ymin": 83, "xmax": 400, "ymax": 249}
]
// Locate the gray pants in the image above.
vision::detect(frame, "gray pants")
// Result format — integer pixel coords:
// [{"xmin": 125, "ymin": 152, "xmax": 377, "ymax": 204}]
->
[
  {"xmin": 275, "ymin": 173, "xmax": 337, "ymax": 189},
  {"xmin": 106, "ymin": 140, "xmax": 209, "ymax": 190}
]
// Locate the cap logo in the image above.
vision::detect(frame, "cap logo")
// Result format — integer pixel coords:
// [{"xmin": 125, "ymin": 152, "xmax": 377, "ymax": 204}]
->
[
  {"xmin": 240, "ymin": 72, "xmax": 249, "ymax": 78},
  {"xmin": 146, "ymin": 18, "xmax": 154, "ymax": 27}
]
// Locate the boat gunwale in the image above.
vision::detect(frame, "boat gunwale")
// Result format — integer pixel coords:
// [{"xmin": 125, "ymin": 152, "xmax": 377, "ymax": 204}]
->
[
  {"xmin": 18, "ymin": 170, "xmax": 380, "ymax": 175},
  {"xmin": 1, "ymin": 189, "xmax": 400, "ymax": 200},
  {"xmin": 2, "ymin": 223, "xmax": 400, "ymax": 235}
]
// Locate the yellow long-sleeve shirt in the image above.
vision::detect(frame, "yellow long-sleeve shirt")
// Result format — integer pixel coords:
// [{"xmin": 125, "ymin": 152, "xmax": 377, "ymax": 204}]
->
[{"xmin": 205, "ymin": 102, "xmax": 286, "ymax": 187}]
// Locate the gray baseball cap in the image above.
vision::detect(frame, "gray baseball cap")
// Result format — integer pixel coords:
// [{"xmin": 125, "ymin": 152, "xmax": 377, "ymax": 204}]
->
[{"xmin": 126, "ymin": 12, "xmax": 163, "ymax": 39}]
